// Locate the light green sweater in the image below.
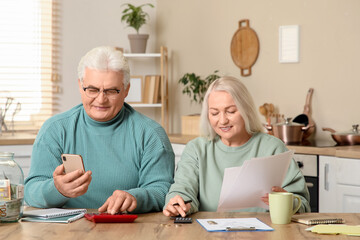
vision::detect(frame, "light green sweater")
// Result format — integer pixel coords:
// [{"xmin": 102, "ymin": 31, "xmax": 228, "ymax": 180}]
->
[
  {"xmin": 165, "ymin": 133, "xmax": 310, "ymax": 214},
  {"xmin": 25, "ymin": 103, "xmax": 174, "ymax": 213}
]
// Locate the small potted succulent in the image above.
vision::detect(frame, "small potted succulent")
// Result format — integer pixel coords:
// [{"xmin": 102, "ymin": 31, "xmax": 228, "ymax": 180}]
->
[
  {"xmin": 121, "ymin": 3, "xmax": 154, "ymax": 53},
  {"xmin": 178, "ymin": 70, "xmax": 221, "ymax": 135}
]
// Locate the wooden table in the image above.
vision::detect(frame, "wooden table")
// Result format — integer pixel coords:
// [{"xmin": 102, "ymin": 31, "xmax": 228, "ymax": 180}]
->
[{"xmin": 1, "ymin": 212, "xmax": 359, "ymax": 240}]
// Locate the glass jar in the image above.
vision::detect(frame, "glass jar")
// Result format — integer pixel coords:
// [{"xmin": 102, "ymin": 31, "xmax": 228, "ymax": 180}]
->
[{"xmin": 0, "ymin": 152, "xmax": 24, "ymax": 222}]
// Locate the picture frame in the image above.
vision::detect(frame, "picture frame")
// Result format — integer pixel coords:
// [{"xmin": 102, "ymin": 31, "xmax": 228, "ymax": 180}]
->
[{"xmin": 126, "ymin": 76, "xmax": 143, "ymax": 103}]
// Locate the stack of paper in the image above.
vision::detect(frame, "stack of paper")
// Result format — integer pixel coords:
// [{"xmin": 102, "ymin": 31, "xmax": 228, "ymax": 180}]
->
[{"xmin": 217, "ymin": 151, "xmax": 293, "ymax": 211}]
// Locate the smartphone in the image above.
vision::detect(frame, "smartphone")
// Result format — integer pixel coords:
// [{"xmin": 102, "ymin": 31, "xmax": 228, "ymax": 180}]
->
[{"xmin": 61, "ymin": 154, "xmax": 85, "ymax": 174}]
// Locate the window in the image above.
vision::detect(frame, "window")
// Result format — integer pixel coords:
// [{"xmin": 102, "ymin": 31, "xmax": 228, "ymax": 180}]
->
[{"xmin": 0, "ymin": 0, "xmax": 60, "ymax": 133}]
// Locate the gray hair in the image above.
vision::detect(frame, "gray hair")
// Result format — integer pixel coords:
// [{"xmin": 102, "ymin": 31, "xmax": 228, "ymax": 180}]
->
[
  {"xmin": 77, "ymin": 46, "xmax": 130, "ymax": 88},
  {"xmin": 200, "ymin": 76, "xmax": 264, "ymax": 140}
]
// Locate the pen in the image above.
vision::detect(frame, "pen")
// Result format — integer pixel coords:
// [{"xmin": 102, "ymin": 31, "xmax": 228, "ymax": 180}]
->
[
  {"xmin": 172, "ymin": 200, "xmax": 192, "ymax": 206},
  {"xmin": 226, "ymin": 226, "xmax": 256, "ymax": 231}
]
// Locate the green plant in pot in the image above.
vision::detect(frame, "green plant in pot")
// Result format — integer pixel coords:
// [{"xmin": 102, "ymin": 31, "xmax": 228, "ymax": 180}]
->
[
  {"xmin": 178, "ymin": 70, "xmax": 221, "ymax": 135},
  {"xmin": 121, "ymin": 3, "xmax": 154, "ymax": 53},
  {"xmin": 178, "ymin": 70, "xmax": 221, "ymax": 104}
]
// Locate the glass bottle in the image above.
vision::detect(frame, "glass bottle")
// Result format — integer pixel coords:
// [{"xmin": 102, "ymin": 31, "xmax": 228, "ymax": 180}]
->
[{"xmin": 0, "ymin": 152, "xmax": 24, "ymax": 222}]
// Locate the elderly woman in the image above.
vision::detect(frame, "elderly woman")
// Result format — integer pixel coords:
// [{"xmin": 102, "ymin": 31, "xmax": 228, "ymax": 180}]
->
[{"xmin": 163, "ymin": 76, "xmax": 310, "ymax": 217}]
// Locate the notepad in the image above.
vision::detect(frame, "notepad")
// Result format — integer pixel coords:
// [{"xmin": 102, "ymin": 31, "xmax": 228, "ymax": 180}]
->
[
  {"xmin": 21, "ymin": 212, "xmax": 85, "ymax": 223},
  {"xmin": 292, "ymin": 215, "xmax": 345, "ymax": 225},
  {"xmin": 23, "ymin": 208, "xmax": 87, "ymax": 219}
]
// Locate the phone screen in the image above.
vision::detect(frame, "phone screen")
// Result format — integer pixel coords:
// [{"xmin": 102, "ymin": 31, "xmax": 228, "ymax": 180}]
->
[{"xmin": 61, "ymin": 154, "xmax": 85, "ymax": 174}]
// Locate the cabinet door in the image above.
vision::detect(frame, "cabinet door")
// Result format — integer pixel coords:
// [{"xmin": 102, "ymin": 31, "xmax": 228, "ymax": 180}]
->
[
  {"xmin": 319, "ymin": 156, "xmax": 337, "ymax": 213},
  {"xmin": 337, "ymin": 184, "xmax": 360, "ymax": 213},
  {"xmin": 336, "ymin": 157, "xmax": 360, "ymax": 212},
  {"xmin": 171, "ymin": 144, "xmax": 185, "ymax": 170}
]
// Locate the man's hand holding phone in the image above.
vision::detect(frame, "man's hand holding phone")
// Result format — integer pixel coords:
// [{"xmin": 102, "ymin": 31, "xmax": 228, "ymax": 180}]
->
[{"xmin": 53, "ymin": 154, "xmax": 92, "ymax": 198}]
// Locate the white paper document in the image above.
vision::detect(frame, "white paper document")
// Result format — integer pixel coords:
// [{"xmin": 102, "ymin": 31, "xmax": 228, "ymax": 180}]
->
[
  {"xmin": 197, "ymin": 218, "xmax": 273, "ymax": 232},
  {"xmin": 217, "ymin": 150, "xmax": 294, "ymax": 211}
]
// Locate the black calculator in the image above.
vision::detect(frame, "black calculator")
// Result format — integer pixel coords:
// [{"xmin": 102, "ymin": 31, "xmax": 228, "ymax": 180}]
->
[{"xmin": 174, "ymin": 217, "xmax": 193, "ymax": 224}]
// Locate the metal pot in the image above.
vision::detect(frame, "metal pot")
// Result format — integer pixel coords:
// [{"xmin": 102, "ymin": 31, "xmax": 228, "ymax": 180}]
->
[
  {"xmin": 265, "ymin": 118, "xmax": 311, "ymax": 144},
  {"xmin": 322, "ymin": 124, "xmax": 360, "ymax": 146}
]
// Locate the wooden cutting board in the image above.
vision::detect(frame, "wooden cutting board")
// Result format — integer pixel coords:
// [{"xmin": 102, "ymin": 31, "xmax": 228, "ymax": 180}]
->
[{"xmin": 230, "ymin": 19, "xmax": 260, "ymax": 76}]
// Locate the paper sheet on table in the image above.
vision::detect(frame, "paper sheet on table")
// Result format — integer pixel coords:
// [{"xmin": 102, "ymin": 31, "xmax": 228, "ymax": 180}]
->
[
  {"xmin": 311, "ymin": 225, "xmax": 360, "ymax": 236},
  {"xmin": 196, "ymin": 218, "xmax": 274, "ymax": 232},
  {"xmin": 217, "ymin": 150, "xmax": 294, "ymax": 212}
]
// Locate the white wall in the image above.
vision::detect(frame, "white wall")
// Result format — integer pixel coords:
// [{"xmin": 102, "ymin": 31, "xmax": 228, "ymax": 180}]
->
[
  {"xmin": 60, "ymin": 0, "xmax": 158, "ymax": 112},
  {"xmin": 61, "ymin": 0, "xmax": 360, "ymax": 142},
  {"xmin": 157, "ymin": 0, "xmax": 360, "ymax": 141}
]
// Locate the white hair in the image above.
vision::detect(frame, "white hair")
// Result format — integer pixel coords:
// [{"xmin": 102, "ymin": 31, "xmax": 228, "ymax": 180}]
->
[
  {"xmin": 77, "ymin": 46, "xmax": 130, "ymax": 88},
  {"xmin": 200, "ymin": 76, "xmax": 264, "ymax": 140}
]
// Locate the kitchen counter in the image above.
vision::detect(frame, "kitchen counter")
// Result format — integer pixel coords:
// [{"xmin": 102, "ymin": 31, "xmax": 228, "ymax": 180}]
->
[
  {"xmin": 2, "ymin": 133, "xmax": 360, "ymax": 159},
  {"xmin": 168, "ymin": 134, "xmax": 360, "ymax": 159},
  {"xmin": 0, "ymin": 132, "xmax": 36, "ymax": 145}
]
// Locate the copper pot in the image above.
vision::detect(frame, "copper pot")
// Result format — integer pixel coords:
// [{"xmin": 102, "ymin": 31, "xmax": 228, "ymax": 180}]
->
[
  {"xmin": 266, "ymin": 118, "xmax": 312, "ymax": 144},
  {"xmin": 322, "ymin": 124, "xmax": 360, "ymax": 146}
]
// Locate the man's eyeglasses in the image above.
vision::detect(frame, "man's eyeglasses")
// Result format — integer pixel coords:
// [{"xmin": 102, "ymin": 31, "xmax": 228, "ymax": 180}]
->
[{"xmin": 82, "ymin": 85, "xmax": 121, "ymax": 99}]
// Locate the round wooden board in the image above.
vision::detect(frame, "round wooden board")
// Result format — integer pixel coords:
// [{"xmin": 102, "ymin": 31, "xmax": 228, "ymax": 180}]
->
[{"xmin": 230, "ymin": 19, "xmax": 259, "ymax": 76}]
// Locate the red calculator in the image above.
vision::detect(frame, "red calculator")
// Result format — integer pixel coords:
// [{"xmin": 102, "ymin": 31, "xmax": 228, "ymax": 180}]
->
[{"xmin": 84, "ymin": 213, "xmax": 138, "ymax": 223}]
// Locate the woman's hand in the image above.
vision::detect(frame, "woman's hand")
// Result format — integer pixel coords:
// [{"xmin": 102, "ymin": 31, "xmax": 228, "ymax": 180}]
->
[
  {"xmin": 163, "ymin": 195, "xmax": 191, "ymax": 217},
  {"xmin": 261, "ymin": 186, "xmax": 287, "ymax": 205}
]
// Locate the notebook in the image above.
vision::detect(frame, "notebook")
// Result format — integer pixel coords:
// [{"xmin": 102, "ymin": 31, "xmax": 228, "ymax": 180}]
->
[
  {"xmin": 21, "ymin": 212, "xmax": 85, "ymax": 223},
  {"xmin": 292, "ymin": 215, "xmax": 345, "ymax": 225},
  {"xmin": 23, "ymin": 208, "xmax": 87, "ymax": 219}
]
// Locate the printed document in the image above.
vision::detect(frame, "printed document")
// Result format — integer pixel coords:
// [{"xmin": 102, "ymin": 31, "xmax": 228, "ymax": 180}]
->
[{"xmin": 217, "ymin": 150, "xmax": 294, "ymax": 211}]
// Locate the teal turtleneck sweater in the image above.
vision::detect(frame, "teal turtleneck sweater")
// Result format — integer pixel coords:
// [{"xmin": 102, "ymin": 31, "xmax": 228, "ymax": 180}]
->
[{"xmin": 24, "ymin": 103, "xmax": 174, "ymax": 213}]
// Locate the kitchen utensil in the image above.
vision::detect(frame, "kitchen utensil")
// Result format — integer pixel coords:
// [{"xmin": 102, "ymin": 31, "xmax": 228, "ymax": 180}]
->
[
  {"xmin": 322, "ymin": 125, "xmax": 360, "ymax": 145},
  {"xmin": 265, "ymin": 118, "xmax": 312, "ymax": 144},
  {"xmin": 1, "ymin": 97, "xmax": 13, "ymax": 131},
  {"xmin": 11, "ymin": 102, "xmax": 21, "ymax": 135},
  {"xmin": 259, "ymin": 105, "xmax": 267, "ymax": 120},
  {"xmin": 230, "ymin": 19, "xmax": 259, "ymax": 76},
  {"xmin": 293, "ymin": 88, "xmax": 315, "ymax": 140}
]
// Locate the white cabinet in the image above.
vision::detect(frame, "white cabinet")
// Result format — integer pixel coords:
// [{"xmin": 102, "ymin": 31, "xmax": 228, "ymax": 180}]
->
[
  {"xmin": 319, "ymin": 156, "xmax": 337, "ymax": 212},
  {"xmin": 0, "ymin": 145, "xmax": 32, "ymax": 178},
  {"xmin": 336, "ymin": 157, "xmax": 360, "ymax": 212},
  {"xmin": 319, "ymin": 156, "xmax": 360, "ymax": 213},
  {"xmin": 171, "ymin": 143, "xmax": 185, "ymax": 169},
  {"xmin": 124, "ymin": 46, "xmax": 169, "ymax": 132}
]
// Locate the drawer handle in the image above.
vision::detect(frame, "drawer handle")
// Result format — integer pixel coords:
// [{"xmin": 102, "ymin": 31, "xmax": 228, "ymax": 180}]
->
[
  {"xmin": 324, "ymin": 163, "xmax": 329, "ymax": 191},
  {"xmin": 306, "ymin": 182, "xmax": 314, "ymax": 188}
]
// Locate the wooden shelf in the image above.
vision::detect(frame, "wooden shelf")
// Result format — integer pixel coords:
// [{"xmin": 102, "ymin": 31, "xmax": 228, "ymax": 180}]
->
[
  {"xmin": 124, "ymin": 53, "xmax": 161, "ymax": 58},
  {"xmin": 130, "ymin": 103, "xmax": 162, "ymax": 108},
  {"xmin": 123, "ymin": 46, "xmax": 169, "ymax": 132}
]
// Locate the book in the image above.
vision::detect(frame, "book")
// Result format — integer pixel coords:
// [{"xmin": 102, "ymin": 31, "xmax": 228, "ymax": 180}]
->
[
  {"xmin": 143, "ymin": 75, "xmax": 161, "ymax": 103},
  {"xmin": 152, "ymin": 75, "xmax": 161, "ymax": 103},
  {"xmin": 23, "ymin": 208, "xmax": 87, "ymax": 219},
  {"xmin": 21, "ymin": 212, "xmax": 85, "ymax": 223},
  {"xmin": 291, "ymin": 215, "xmax": 345, "ymax": 225}
]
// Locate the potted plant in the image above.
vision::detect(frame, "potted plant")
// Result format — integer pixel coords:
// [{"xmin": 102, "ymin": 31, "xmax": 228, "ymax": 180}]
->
[
  {"xmin": 121, "ymin": 3, "xmax": 154, "ymax": 53},
  {"xmin": 178, "ymin": 70, "xmax": 221, "ymax": 135}
]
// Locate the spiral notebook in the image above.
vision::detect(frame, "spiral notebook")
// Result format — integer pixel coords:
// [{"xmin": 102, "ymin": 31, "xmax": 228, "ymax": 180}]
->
[
  {"xmin": 292, "ymin": 215, "xmax": 345, "ymax": 225},
  {"xmin": 23, "ymin": 208, "xmax": 87, "ymax": 219}
]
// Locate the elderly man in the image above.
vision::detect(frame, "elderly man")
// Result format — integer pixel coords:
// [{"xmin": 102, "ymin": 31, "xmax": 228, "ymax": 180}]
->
[{"xmin": 24, "ymin": 46, "xmax": 174, "ymax": 214}]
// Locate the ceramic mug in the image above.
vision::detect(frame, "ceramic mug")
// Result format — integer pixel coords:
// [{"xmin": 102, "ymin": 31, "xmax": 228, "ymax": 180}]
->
[{"xmin": 269, "ymin": 192, "xmax": 301, "ymax": 224}]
